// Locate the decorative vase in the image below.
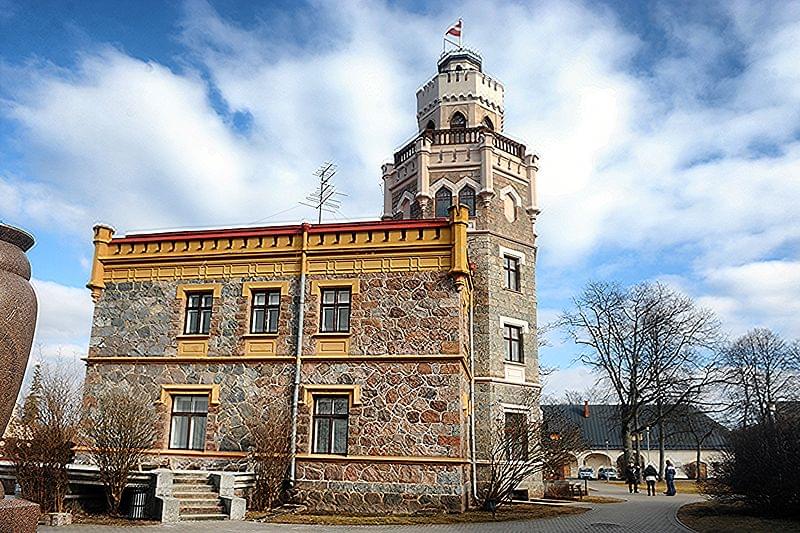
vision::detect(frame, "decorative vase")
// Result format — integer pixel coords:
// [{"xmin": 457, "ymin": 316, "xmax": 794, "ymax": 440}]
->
[{"xmin": 0, "ymin": 224, "xmax": 37, "ymax": 443}]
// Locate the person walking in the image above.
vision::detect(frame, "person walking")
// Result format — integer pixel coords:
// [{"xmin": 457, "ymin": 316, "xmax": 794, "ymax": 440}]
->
[
  {"xmin": 643, "ymin": 463, "xmax": 658, "ymax": 496},
  {"xmin": 625, "ymin": 462, "xmax": 639, "ymax": 494},
  {"xmin": 665, "ymin": 460, "xmax": 677, "ymax": 496}
]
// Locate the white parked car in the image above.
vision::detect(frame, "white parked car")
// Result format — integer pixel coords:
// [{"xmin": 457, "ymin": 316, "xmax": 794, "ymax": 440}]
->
[{"xmin": 577, "ymin": 467, "xmax": 595, "ymax": 480}]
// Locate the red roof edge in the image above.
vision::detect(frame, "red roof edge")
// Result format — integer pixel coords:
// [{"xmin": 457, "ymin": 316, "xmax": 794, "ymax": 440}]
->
[{"xmin": 114, "ymin": 218, "xmax": 450, "ymax": 244}]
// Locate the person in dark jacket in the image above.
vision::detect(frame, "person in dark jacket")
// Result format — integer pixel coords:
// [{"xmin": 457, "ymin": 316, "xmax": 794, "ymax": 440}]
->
[
  {"xmin": 643, "ymin": 464, "xmax": 658, "ymax": 496},
  {"xmin": 664, "ymin": 460, "xmax": 677, "ymax": 496},
  {"xmin": 625, "ymin": 463, "xmax": 640, "ymax": 494}
]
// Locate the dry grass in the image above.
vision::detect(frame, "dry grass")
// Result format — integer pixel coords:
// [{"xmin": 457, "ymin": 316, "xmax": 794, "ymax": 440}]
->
[
  {"xmin": 249, "ymin": 503, "xmax": 588, "ymax": 525},
  {"xmin": 580, "ymin": 495, "xmax": 625, "ymax": 504},
  {"xmin": 605, "ymin": 479, "xmax": 705, "ymax": 494},
  {"xmin": 71, "ymin": 513, "xmax": 159, "ymax": 527},
  {"xmin": 678, "ymin": 501, "xmax": 800, "ymax": 533}
]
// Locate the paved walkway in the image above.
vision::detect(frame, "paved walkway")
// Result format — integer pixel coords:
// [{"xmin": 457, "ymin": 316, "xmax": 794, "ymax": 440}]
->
[{"xmin": 39, "ymin": 482, "xmax": 703, "ymax": 532}]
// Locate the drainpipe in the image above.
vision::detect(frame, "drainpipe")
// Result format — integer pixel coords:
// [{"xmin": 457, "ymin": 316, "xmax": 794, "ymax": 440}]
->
[
  {"xmin": 288, "ymin": 223, "xmax": 309, "ymax": 484},
  {"xmin": 469, "ymin": 285, "xmax": 478, "ymax": 503}
]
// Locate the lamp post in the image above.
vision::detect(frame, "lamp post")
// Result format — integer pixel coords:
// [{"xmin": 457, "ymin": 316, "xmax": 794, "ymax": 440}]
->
[
  {"xmin": 646, "ymin": 426, "xmax": 651, "ymax": 465},
  {"xmin": 605, "ymin": 439, "xmax": 610, "ymax": 483}
]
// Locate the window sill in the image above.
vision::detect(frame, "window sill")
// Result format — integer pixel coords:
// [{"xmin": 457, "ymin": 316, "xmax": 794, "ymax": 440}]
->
[
  {"xmin": 176, "ymin": 334, "xmax": 210, "ymax": 340},
  {"xmin": 504, "ymin": 360, "xmax": 526, "ymax": 367},
  {"xmin": 503, "ymin": 288, "xmax": 523, "ymax": 294},
  {"xmin": 313, "ymin": 332, "xmax": 352, "ymax": 337},
  {"xmin": 242, "ymin": 333, "xmax": 279, "ymax": 338}
]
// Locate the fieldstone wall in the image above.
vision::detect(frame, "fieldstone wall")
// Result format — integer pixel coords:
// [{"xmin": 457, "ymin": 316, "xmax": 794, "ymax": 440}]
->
[
  {"xmin": 297, "ymin": 361, "xmax": 469, "ymax": 458},
  {"xmin": 295, "ymin": 462, "xmax": 468, "ymax": 513},
  {"xmin": 89, "ymin": 276, "xmax": 299, "ymax": 357},
  {"xmin": 82, "ymin": 361, "xmax": 293, "ymax": 469},
  {"xmin": 303, "ymin": 272, "xmax": 463, "ymax": 356}
]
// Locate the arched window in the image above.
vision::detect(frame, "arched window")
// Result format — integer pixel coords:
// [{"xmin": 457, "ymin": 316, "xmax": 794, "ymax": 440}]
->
[
  {"xmin": 425, "ymin": 120, "xmax": 436, "ymax": 131},
  {"xmin": 482, "ymin": 116, "xmax": 494, "ymax": 130},
  {"xmin": 450, "ymin": 112, "xmax": 466, "ymax": 129},
  {"xmin": 458, "ymin": 186, "xmax": 476, "ymax": 216},
  {"xmin": 435, "ymin": 187, "xmax": 453, "ymax": 218}
]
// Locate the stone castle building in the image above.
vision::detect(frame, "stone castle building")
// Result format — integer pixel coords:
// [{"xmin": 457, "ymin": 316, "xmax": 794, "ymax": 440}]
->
[{"xmin": 83, "ymin": 48, "xmax": 541, "ymax": 515}]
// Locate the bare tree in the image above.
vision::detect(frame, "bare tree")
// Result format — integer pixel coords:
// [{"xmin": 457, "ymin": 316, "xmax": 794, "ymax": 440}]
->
[
  {"xmin": 721, "ymin": 328, "xmax": 799, "ymax": 428},
  {"xmin": 541, "ymin": 407, "xmax": 588, "ymax": 480},
  {"xmin": 560, "ymin": 281, "xmax": 720, "ymax": 471},
  {"xmin": 4, "ymin": 365, "xmax": 82, "ymax": 513},
  {"xmin": 83, "ymin": 388, "xmax": 159, "ymax": 516},
  {"xmin": 246, "ymin": 396, "xmax": 292, "ymax": 511},
  {"xmin": 477, "ymin": 392, "xmax": 585, "ymax": 515}
]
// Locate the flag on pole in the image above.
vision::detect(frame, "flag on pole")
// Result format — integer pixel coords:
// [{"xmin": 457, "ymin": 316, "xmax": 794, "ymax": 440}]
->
[
  {"xmin": 444, "ymin": 18, "xmax": 463, "ymax": 49},
  {"xmin": 445, "ymin": 19, "xmax": 462, "ymax": 38}
]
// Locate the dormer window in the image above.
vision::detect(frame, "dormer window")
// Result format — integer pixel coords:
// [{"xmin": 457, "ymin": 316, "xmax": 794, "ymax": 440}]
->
[{"xmin": 450, "ymin": 112, "xmax": 466, "ymax": 129}]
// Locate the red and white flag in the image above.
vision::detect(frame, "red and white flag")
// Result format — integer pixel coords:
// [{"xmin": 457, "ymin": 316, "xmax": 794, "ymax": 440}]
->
[{"xmin": 446, "ymin": 19, "xmax": 462, "ymax": 38}]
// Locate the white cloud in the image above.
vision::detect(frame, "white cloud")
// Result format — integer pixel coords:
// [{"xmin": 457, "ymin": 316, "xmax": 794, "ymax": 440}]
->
[
  {"xmin": 30, "ymin": 278, "xmax": 92, "ymax": 349},
  {"xmin": 1, "ymin": 0, "xmax": 798, "ymax": 355},
  {"xmin": 696, "ymin": 260, "xmax": 800, "ymax": 338},
  {"xmin": 542, "ymin": 366, "xmax": 599, "ymax": 400}
]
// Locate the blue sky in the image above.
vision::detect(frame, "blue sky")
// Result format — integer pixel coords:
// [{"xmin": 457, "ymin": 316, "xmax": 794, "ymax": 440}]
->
[{"xmin": 1, "ymin": 0, "xmax": 799, "ymax": 397}]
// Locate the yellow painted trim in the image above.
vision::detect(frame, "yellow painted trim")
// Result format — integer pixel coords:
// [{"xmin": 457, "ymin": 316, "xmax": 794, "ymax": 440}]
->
[
  {"xmin": 176, "ymin": 283, "xmax": 222, "ymax": 299},
  {"xmin": 301, "ymin": 384, "xmax": 362, "ymax": 407},
  {"xmin": 160, "ymin": 384, "xmax": 220, "ymax": 405},
  {"xmin": 241, "ymin": 280, "xmax": 290, "ymax": 295},
  {"xmin": 309, "ymin": 278, "xmax": 360, "ymax": 296},
  {"xmin": 296, "ymin": 454, "xmax": 467, "ymax": 465},
  {"xmin": 72, "ymin": 446, "xmax": 248, "ymax": 458},
  {"xmin": 177, "ymin": 339, "xmax": 209, "ymax": 357},
  {"xmin": 87, "ymin": 224, "xmax": 114, "ymax": 302},
  {"xmin": 84, "ymin": 356, "xmax": 296, "ymax": 364},
  {"xmin": 315, "ymin": 337, "xmax": 350, "ymax": 355},
  {"xmin": 449, "ymin": 205, "xmax": 470, "ymax": 276},
  {"xmin": 244, "ymin": 338, "xmax": 277, "ymax": 356}
]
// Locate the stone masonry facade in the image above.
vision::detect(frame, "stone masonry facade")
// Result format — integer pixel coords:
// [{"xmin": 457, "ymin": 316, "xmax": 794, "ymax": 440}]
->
[{"xmin": 84, "ymin": 48, "xmax": 541, "ymax": 515}]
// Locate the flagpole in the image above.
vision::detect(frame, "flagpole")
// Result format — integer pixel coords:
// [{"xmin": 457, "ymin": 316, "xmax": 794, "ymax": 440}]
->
[{"xmin": 459, "ymin": 19, "xmax": 463, "ymax": 48}]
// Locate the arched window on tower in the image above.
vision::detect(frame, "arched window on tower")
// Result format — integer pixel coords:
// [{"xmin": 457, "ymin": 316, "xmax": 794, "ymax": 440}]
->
[
  {"xmin": 435, "ymin": 187, "xmax": 453, "ymax": 218},
  {"xmin": 458, "ymin": 186, "xmax": 476, "ymax": 216},
  {"xmin": 450, "ymin": 112, "xmax": 467, "ymax": 129},
  {"xmin": 482, "ymin": 116, "xmax": 494, "ymax": 130},
  {"xmin": 425, "ymin": 120, "xmax": 436, "ymax": 131}
]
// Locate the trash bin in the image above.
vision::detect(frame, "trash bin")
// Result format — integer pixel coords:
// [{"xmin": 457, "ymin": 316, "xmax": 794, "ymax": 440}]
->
[{"xmin": 126, "ymin": 484, "xmax": 150, "ymax": 519}]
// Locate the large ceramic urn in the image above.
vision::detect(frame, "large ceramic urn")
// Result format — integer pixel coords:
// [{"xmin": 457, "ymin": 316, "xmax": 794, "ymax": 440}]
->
[{"xmin": 0, "ymin": 224, "xmax": 37, "ymax": 439}]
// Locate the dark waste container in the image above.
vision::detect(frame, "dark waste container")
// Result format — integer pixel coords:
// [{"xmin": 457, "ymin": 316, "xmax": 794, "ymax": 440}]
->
[{"xmin": 125, "ymin": 484, "xmax": 150, "ymax": 519}]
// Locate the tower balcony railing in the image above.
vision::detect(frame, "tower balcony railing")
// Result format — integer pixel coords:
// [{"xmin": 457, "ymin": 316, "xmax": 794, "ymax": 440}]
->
[{"xmin": 393, "ymin": 127, "xmax": 526, "ymax": 166}]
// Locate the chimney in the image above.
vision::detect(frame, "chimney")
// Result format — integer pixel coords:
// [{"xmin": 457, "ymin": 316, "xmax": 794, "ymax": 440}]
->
[{"xmin": 583, "ymin": 401, "xmax": 590, "ymax": 418}]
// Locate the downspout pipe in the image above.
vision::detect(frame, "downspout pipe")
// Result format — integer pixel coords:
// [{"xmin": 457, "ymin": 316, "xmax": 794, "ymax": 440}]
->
[
  {"xmin": 469, "ymin": 285, "xmax": 478, "ymax": 504},
  {"xmin": 289, "ymin": 223, "xmax": 309, "ymax": 484}
]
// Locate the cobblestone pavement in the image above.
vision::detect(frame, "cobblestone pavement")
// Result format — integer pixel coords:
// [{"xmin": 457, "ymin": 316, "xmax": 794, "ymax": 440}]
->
[{"xmin": 39, "ymin": 482, "xmax": 702, "ymax": 532}]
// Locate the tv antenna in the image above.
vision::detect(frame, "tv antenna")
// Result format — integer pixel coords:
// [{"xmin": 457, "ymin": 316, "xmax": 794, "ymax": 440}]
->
[{"xmin": 300, "ymin": 161, "xmax": 346, "ymax": 224}]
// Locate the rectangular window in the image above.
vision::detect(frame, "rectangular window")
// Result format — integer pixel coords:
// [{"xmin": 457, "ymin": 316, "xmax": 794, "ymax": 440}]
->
[
  {"xmin": 250, "ymin": 289, "xmax": 281, "ymax": 334},
  {"xmin": 504, "ymin": 255, "xmax": 520, "ymax": 291},
  {"xmin": 320, "ymin": 288, "xmax": 351, "ymax": 333},
  {"xmin": 504, "ymin": 324, "xmax": 524, "ymax": 363},
  {"xmin": 184, "ymin": 292, "xmax": 213, "ymax": 335},
  {"xmin": 504, "ymin": 411, "xmax": 528, "ymax": 461},
  {"xmin": 169, "ymin": 395, "xmax": 208, "ymax": 450},
  {"xmin": 312, "ymin": 396, "xmax": 349, "ymax": 455}
]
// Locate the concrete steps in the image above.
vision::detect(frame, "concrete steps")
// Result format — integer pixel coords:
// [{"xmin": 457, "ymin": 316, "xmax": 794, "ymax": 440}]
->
[{"xmin": 172, "ymin": 472, "xmax": 227, "ymax": 521}]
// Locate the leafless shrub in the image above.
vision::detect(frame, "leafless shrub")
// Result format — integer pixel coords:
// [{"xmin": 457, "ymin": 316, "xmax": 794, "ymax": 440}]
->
[
  {"xmin": 478, "ymin": 393, "xmax": 584, "ymax": 514},
  {"xmin": 704, "ymin": 415, "xmax": 800, "ymax": 517},
  {"xmin": 246, "ymin": 396, "xmax": 292, "ymax": 511},
  {"xmin": 4, "ymin": 364, "xmax": 82, "ymax": 513},
  {"xmin": 83, "ymin": 388, "xmax": 159, "ymax": 516},
  {"xmin": 541, "ymin": 408, "xmax": 588, "ymax": 480}
]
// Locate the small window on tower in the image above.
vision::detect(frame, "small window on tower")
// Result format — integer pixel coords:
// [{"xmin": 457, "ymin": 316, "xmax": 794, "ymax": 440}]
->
[
  {"xmin": 435, "ymin": 187, "xmax": 453, "ymax": 218},
  {"xmin": 450, "ymin": 112, "xmax": 467, "ymax": 129},
  {"xmin": 458, "ymin": 186, "xmax": 476, "ymax": 216},
  {"xmin": 482, "ymin": 116, "xmax": 494, "ymax": 130},
  {"xmin": 425, "ymin": 120, "xmax": 436, "ymax": 131}
]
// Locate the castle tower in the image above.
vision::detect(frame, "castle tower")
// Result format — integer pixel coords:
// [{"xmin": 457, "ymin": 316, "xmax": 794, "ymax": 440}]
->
[{"xmin": 382, "ymin": 48, "xmax": 542, "ymax": 497}]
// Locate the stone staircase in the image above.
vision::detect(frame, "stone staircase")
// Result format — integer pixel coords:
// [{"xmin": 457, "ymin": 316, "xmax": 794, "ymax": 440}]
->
[{"xmin": 172, "ymin": 472, "xmax": 228, "ymax": 521}]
